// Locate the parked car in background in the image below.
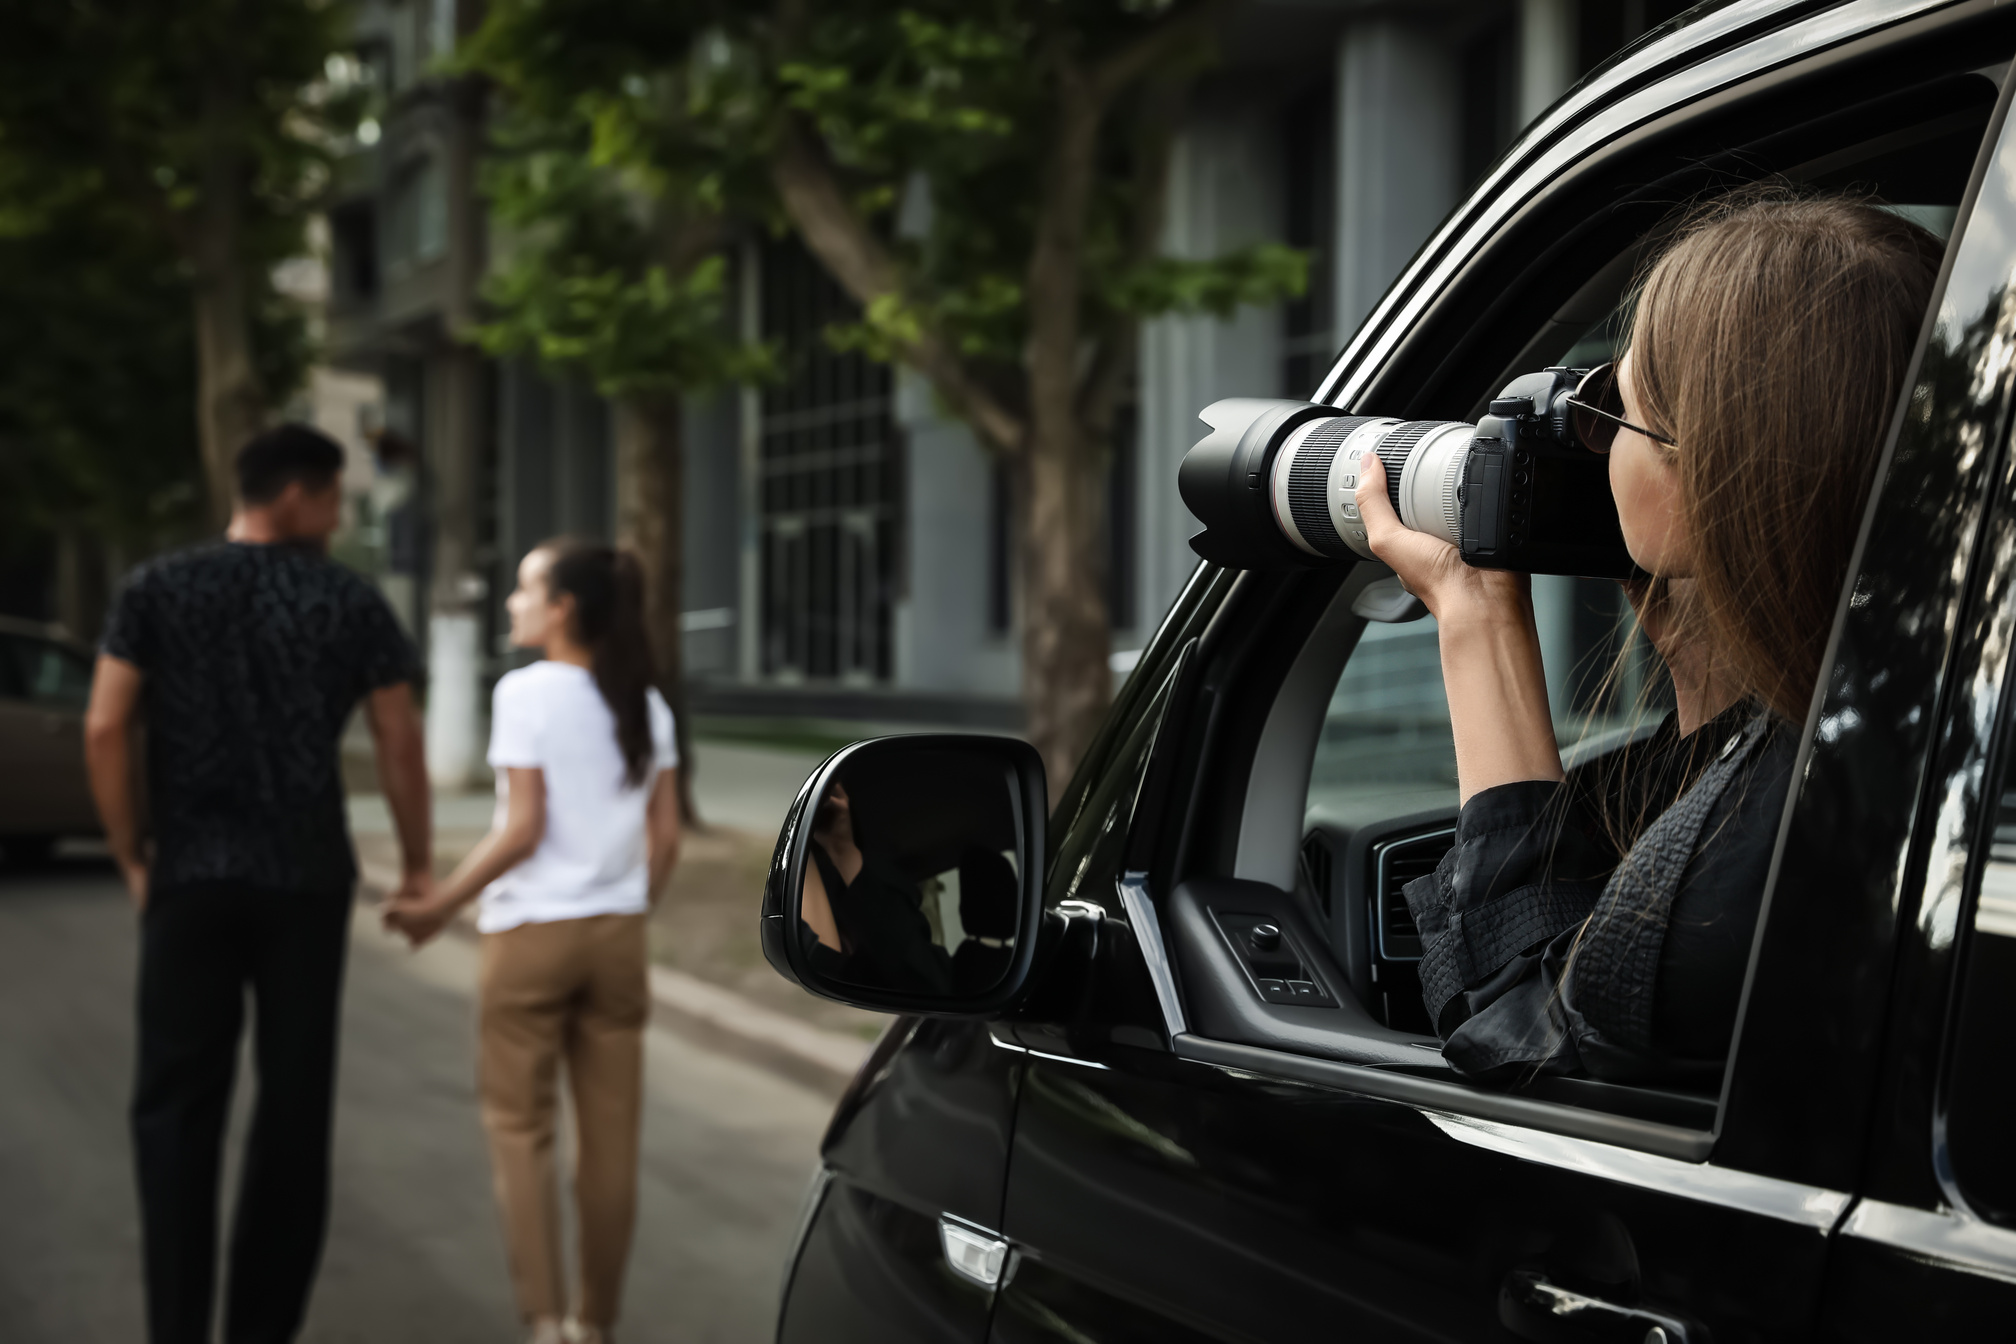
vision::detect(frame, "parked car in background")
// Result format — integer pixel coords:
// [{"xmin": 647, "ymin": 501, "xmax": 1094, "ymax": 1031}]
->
[
  {"xmin": 0, "ymin": 616, "xmax": 98, "ymax": 864},
  {"xmin": 754, "ymin": 2, "xmax": 2016, "ymax": 1340}
]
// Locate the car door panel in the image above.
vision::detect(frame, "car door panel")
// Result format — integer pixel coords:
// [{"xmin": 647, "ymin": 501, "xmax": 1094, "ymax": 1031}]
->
[
  {"xmin": 991, "ymin": 20, "xmax": 2016, "ymax": 1344},
  {"xmin": 779, "ymin": 1017, "xmax": 1020, "ymax": 1344},
  {"xmin": 997, "ymin": 1033, "xmax": 1838, "ymax": 1341},
  {"xmin": 780, "ymin": 1181, "xmax": 993, "ymax": 1344}
]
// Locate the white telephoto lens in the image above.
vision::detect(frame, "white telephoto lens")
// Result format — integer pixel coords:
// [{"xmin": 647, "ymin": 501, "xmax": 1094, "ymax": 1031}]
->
[
  {"xmin": 1396, "ymin": 422, "xmax": 1473, "ymax": 547},
  {"xmin": 1327, "ymin": 420, "xmax": 1402, "ymax": 560}
]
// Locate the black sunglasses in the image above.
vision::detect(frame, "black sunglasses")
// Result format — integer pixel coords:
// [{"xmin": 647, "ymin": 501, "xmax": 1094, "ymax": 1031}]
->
[{"xmin": 1563, "ymin": 362, "xmax": 1677, "ymax": 452}]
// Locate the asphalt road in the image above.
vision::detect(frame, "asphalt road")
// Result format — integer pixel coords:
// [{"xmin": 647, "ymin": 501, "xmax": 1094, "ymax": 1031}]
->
[{"xmin": 0, "ymin": 859, "xmax": 835, "ymax": 1343}]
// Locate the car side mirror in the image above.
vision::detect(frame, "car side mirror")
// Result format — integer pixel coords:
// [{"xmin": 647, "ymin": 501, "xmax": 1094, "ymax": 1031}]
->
[{"xmin": 760, "ymin": 734, "xmax": 1047, "ymax": 1015}]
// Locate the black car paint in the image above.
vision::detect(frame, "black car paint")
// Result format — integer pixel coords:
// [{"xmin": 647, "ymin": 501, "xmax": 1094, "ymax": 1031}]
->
[
  {"xmin": 779, "ymin": 1017, "xmax": 1017, "ymax": 1344},
  {"xmin": 771, "ymin": 3, "xmax": 2016, "ymax": 1340}
]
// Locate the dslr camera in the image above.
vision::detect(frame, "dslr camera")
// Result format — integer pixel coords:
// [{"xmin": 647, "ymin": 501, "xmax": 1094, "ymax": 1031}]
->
[{"xmin": 1179, "ymin": 367, "xmax": 1638, "ymax": 579}]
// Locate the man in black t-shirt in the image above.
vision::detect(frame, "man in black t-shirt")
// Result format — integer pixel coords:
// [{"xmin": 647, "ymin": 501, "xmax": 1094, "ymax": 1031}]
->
[{"xmin": 83, "ymin": 425, "xmax": 433, "ymax": 1344}]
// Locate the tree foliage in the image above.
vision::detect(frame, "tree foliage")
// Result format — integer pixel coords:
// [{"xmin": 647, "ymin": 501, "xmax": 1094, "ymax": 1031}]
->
[
  {"xmin": 469, "ymin": 110, "xmax": 773, "ymax": 396},
  {"xmin": 462, "ymin": 0, "xmax": 1303, "ymax": 781},
  {"xmin": 0, "ymin": 195, "xmax": 205, "ymax": 559},
  {"xmin": 779, "ymin": 4, "xmax": 1306, "ymax": 377},
  {"xmin": 0, "ymin": 0, "xmax": 355, "ymax": 525}
]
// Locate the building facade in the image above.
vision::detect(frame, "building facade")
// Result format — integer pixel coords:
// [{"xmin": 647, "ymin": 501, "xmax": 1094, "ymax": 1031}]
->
[{"xmin": 324, "ymin": 0, "xmax": 1686, "ymax": 782}]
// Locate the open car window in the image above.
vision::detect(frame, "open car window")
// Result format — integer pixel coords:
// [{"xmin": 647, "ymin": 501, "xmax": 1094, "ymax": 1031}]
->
[{"xmin": 1164, "ymin": 48, "xmax": 2005, "ymax": 1148}]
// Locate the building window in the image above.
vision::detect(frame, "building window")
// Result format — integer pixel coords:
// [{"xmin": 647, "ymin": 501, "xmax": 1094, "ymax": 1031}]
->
[
  {"xmin": 330, "ymin": 199, "xmax": 378, "ymax": 303},
  {"xmin": 386, "ymin": 153, "xmax": 447, "ymax": 271},
  {"xmin": 757, "ymin": 237, "xmax": 899, "ymax": 683},
  {"xmin": 1281, "ymin": 76, "xmax": 1336, "ymax": 398}
]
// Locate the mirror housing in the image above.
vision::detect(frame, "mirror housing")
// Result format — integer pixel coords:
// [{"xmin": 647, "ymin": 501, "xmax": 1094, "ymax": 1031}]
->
[{"xmin": 760, "ymin": 734, "xmax": 1048, "ymax": 1016}]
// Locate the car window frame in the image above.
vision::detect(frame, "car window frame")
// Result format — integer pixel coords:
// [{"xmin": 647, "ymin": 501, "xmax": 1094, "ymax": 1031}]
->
[{"xmin": 1130, "ymin": 13, "xmax": 2016, "ymax": 1166}]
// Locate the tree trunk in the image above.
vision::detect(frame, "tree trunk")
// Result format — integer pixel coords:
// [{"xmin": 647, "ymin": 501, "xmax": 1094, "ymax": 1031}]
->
[
  {"xmin": 615, "ymin": 393, "xmax": 700, "ymax": 824},
  {"xmin": 1020, "ymin": 423, "xmax": 1113, "ymax": 796},
  {"xmin": 187, "ymin": 88, "xmax": 264, "ymax": 530},
  {"xmin": 1021, "ymin": 70, "xmax": 1114, "ymax": 792}
]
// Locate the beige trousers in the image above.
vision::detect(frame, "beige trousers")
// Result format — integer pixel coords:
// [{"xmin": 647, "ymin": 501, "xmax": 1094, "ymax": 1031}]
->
[{"xmin": 478, "ymin": 912, "xmax": 649, "ymax": 1328}]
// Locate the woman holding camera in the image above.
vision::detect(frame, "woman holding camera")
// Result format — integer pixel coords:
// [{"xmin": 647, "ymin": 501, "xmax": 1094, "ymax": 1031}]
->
[{"xmin": 1356, "ymin": 192, "xmax": 1942, "ymax": 1082}]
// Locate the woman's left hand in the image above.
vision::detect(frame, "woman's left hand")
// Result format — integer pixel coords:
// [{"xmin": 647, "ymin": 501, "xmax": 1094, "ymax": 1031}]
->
[
  {"xmin": 1355, "ymin": 454, "xmax": 1530, "ymax": 624},
  {"xmin": 383, "ymin": 889, "xmax": 459, "ymax": 948},
  {"xmin": 1356, "ymin": 452, "xmax": 1563, "ymax": 800}
]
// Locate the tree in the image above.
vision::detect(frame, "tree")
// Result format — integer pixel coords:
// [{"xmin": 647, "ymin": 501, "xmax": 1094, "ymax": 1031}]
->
[
  {"xmin": 461, "ymin": 39, "xmax": 776, "ymax": 821},
  {"xmin": 766, "ymin": 0, "xmax": 1302, "ymax": 785},
  {"xmin": 0, "ymin": 152, "xmax": 310, "ymax": 633},
  {"xmin": 458, "ymin": 0, "xmax": 1302, "ymax": 786},
  {"xmin": 0, "ymin": 0, "xmax": 352, "ymax": 527}
]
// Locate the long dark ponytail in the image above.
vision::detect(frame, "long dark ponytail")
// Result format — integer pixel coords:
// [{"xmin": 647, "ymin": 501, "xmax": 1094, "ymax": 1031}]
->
[{"xmin": 542, "ymin": 538, "xmax": 656, "ymax": 787}]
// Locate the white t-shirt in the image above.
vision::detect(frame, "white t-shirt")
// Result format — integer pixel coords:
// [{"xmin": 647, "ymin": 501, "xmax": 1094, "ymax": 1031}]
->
[{"xmin": 479, "ymin": 660, "xmax": 678, "ymax": 933}]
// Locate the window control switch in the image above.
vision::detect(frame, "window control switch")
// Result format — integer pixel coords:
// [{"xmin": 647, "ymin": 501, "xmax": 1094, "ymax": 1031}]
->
[{"xmin": 1212, "ymin": 909, "xmax": 1339, "ymax": 1009}]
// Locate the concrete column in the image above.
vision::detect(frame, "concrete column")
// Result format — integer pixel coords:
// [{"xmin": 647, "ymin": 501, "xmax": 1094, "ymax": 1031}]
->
[
  {"xmin": 424, "ymin": 344, "xmax": 485, "ymax": 788},
  {"xmin": 736, "ymin": 239, "xmax": 763, "ymax": 682},
  {"xmin": 1333, "ymin": 21, "xmax": 1461, "ymax": 339},
  {"xmin": 1141, "ymin": 114, "xmax": 1285, "ymax": 634},
  {"xmin": 1519, "ymin": 0, "xmax": 1577, "ymax": 126}
]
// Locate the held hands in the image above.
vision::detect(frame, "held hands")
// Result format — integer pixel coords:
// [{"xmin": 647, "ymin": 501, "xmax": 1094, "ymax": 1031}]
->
[
  {"xmin": 1354, "ymin": 454, "xmax": 1532, "ymax": 625},
  {"xmin": 381, "ymin": 871, "xmax": 456, "ymax": 948}
]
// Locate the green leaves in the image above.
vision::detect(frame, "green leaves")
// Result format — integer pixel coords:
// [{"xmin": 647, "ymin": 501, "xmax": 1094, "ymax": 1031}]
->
[
  {"xmin": 466, "ymin": 17, "xmax": 775, "ymax": 401},
  {"xmin": 477, "ymin": 252, "xmax": 775, "ymax": 397},
  {"xmin": 0, "ymin": 0, "xmax": 345, "ymax": 543},
  {"xmin": 1103, "ymin": 241, "xmax": 1310, "ymax": 319},
  {"xmin": 467, "ymin": 1, "xmax": 1309, "ymax": 427}
]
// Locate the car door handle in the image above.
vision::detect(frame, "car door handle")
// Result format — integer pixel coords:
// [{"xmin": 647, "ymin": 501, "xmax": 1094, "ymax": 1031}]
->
[{"xmin": 1499, "ymin": 1270, "xmax": 1696, "ymax": 1343}]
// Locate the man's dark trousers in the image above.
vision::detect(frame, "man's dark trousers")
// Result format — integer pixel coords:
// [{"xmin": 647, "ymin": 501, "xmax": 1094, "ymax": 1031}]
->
[{"xmin": 132, "ymin": 882, "xmax": 353, "ymax": 1344}]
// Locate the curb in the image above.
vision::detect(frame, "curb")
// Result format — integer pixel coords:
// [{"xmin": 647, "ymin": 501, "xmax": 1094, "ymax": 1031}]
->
[{"xmin": 359, "ymin": 861, "xmax": 876, "ymax": 1096}]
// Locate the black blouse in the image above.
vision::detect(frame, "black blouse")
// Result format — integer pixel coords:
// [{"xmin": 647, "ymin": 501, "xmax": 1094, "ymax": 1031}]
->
[
  {"xmin": 802, "ymin": 841, "xmax": 955, "ymax": 996},
  {"xmin": 1402, "ymin": 700, "xmax": 1798, "ymax": 1083}
]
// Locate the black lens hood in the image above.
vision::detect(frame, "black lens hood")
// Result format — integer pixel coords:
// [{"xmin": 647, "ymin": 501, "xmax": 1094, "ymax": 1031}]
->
[{"xmin": 1180, "ymin": 398, "xmax": 1345, "ymax": 569}]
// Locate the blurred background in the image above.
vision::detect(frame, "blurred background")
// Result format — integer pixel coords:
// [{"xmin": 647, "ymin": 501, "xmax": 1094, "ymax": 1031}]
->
[
  {"xmin": 0, "ymin": 0, "xmax": 1685, "ymax": 782},
  {"xmin": 0, "ymin": 2, "xmax": 1690, "ymax": 1338}
]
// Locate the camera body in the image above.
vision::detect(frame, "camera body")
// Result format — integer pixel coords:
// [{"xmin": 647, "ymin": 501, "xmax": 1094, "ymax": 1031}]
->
[{"xmin": 1178, "ymin": 368, "xmax": 1637, "ymax": 579}]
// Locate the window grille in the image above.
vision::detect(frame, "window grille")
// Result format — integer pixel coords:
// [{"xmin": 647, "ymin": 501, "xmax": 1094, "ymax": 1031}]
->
[{"xmin": 758, "ymin": 238, "xmax": 900, "ymax": 682}]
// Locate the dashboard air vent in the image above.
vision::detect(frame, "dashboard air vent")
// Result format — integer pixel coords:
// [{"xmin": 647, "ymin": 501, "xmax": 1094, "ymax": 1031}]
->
[{"xmin": 1371, "ymin": 828, "xmax": 1455, "ymax": 962}]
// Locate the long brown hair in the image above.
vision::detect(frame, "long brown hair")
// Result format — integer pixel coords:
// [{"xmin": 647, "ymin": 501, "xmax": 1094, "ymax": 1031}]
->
[
  {"xmin": 542, "ymin": 538, "xmax": 657, "ymax": 787},
  {"xmin": 1628, "ymin": 188, "xmax": 1944, "ymax": 721}
]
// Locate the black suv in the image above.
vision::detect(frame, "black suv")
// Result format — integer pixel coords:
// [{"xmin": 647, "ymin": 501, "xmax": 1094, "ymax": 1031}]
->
[{"xmin": 759, "ymin": 3, "xmax": 2016, "ymax": 1339}]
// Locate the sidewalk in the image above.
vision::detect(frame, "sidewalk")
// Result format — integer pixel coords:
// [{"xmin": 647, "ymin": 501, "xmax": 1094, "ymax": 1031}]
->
[{"xmin": 348, "ymin": 738, "xmax": 889, "ymax": 1093}]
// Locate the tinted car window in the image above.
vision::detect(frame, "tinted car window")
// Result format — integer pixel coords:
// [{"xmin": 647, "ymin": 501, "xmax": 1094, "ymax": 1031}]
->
[
  {"xmin": 1942, "ymin": 728, "xmax": 2016, "ymax": 1225},
  {"xmin": 2, "ymin": 636, "xmax": 92, "ymax": 707}
]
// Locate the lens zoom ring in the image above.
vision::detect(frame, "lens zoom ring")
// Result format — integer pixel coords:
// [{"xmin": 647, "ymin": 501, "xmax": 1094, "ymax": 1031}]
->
[
  {"xmin": 1287, "ymin": 416, "xmax": 1379, "ymax": 553},
  {"xmin": 1376, "ymin": 421, "xmax": 1457, "ymax": 513}
]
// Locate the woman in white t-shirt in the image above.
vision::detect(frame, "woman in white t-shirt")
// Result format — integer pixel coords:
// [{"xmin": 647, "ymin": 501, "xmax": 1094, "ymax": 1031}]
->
[{"xmin": 387, "ymin": 539, "xmax": 680, "ymax": 1344}]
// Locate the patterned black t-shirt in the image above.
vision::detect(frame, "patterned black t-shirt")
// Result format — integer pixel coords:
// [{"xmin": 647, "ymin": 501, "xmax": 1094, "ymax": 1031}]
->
[{"xmin": 102, "ymin": 542, "xmax": 421, "ymax": 894}]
